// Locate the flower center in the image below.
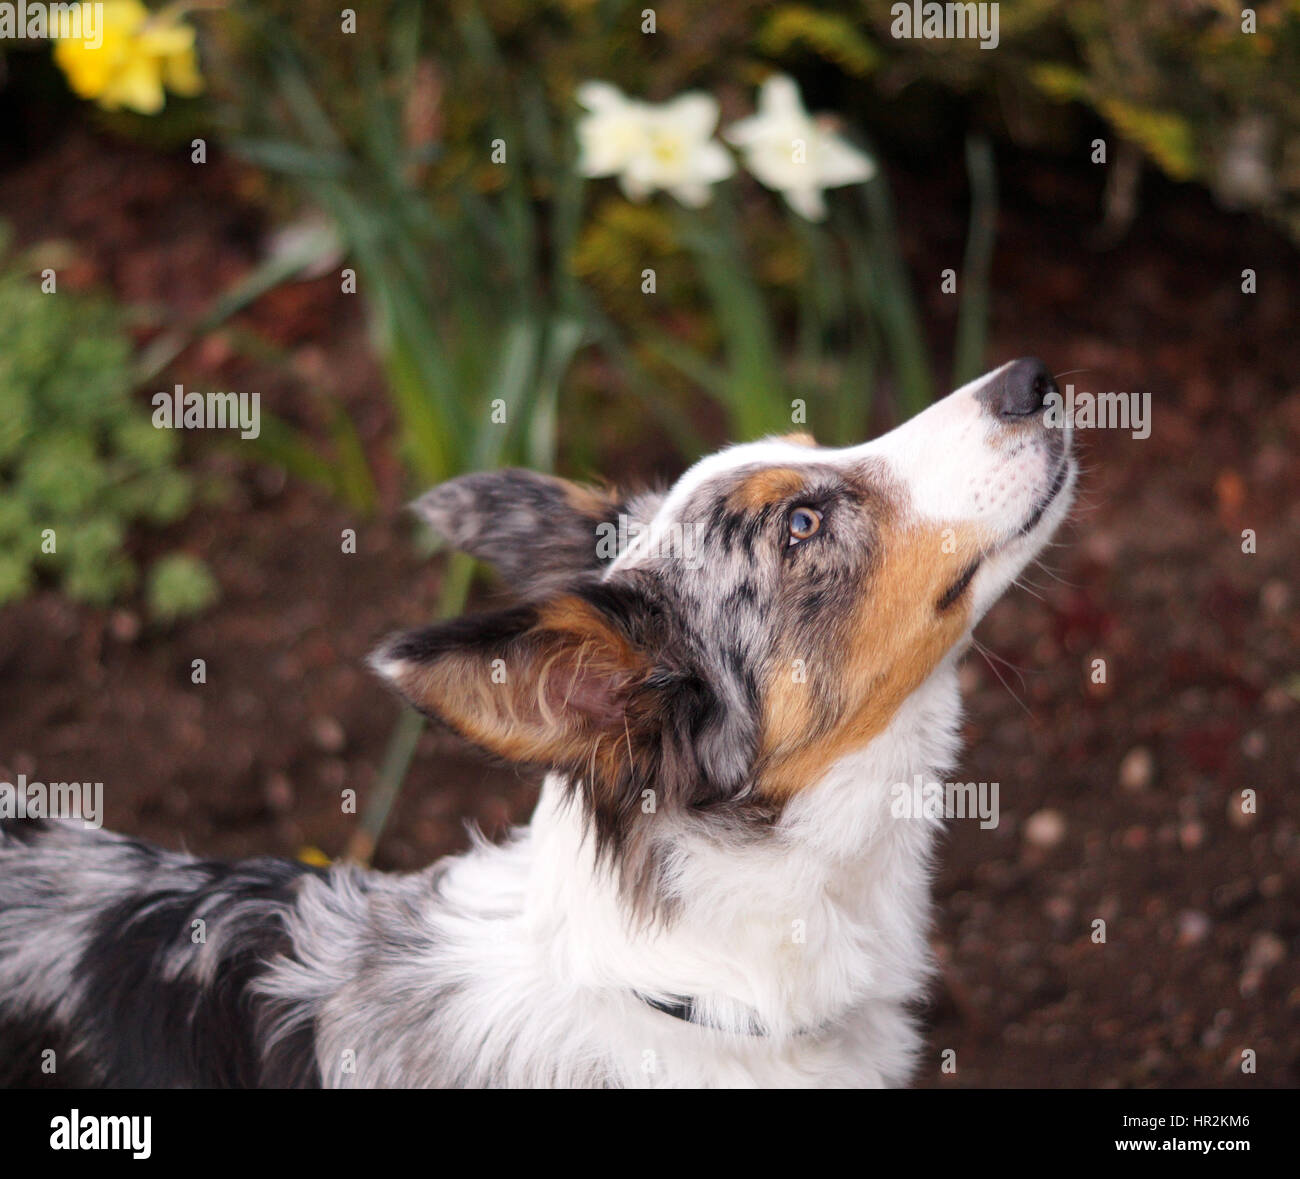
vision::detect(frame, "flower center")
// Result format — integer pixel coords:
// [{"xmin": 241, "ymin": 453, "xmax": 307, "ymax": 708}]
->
[{"xmin": 648, "ymin": 132, "xmax": 686, "ymax": 168}]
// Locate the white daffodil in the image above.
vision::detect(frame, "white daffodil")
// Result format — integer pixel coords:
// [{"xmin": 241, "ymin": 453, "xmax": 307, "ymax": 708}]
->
[
  {"xmin": 725, "ymin": 75, "xmax": 875, "ymax": 221},
  {"xmin": 575, "ymin": 82, "xmax": 649, "ymax": 179},
  {"xmin": 576, "ymin": 82, "xmax": 734, "ymax": 208}
]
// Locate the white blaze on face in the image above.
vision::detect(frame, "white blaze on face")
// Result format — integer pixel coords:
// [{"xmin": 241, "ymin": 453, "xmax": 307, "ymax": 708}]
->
[{"xmin": 852, "ymin": 362, "xmax": 1064, "ymax": 528}]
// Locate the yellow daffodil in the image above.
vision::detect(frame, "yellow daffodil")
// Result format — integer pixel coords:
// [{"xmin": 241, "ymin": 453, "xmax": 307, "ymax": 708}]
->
[{"xmin": 53, "ymin": 1, "xmax": 203, "ymax": 116}]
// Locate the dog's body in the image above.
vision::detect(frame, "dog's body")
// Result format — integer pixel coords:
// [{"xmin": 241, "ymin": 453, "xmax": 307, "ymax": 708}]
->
[{"xmin": 0, "ymin": 359, "xmax": 1073, "ymax": 1088}]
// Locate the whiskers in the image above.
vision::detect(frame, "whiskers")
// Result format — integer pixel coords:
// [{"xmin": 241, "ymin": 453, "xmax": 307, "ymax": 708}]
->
[{"xmin": 969, "ymin": 636, "xmax": 1034, "ymax": 720}]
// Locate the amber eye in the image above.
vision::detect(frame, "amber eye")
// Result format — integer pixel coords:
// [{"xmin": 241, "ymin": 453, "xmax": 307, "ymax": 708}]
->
[{"xmin": 788, "ymin": 506, "xmax": 822, "ymax": 545}]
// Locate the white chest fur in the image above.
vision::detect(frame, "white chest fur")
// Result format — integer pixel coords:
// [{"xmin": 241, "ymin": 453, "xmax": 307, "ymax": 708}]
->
[{"xmin": 394, "ymin": 660, "xmax": 964, "ymax": 1088}]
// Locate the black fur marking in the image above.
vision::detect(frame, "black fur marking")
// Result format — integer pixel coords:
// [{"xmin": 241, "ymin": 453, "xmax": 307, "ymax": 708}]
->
[
  {"xmin": 723, "ymin": 582, "xmax": 759, "ymax": 616},
  {"xmin": 937, "ymin": 559, "xmax": 981, "ymax": 612},
  {"xmin": 385, "ymin": 604, "xmax": 540, "ymax": 667},
  {"xmin": 71, "ymin": 855, "xmax": 325, "ymax": 1088},
  {"xmin": 709, "ymin": 504, "xmax": 766, "ymax": 555},
  {"xmin": 572, "ymin": 576, "xmax": 665, "ymax": 644},
  {"xmin": 0, "ymin": 816, "xmax": 53, "ymax": 844},
  {"xmin": 797, "ymin": 586, "xmax": 833, "ymax": 615},
  {"xmin": 0, "ymin": 1007, "xmax": 95, "ymax": 1088}
]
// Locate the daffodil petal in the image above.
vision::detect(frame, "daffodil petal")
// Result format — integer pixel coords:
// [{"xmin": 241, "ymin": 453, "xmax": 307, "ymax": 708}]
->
[
  {"xmin": 816, "ymin": 137, "xmax": 876, "ymax": 187},
  {"xmin": 693, "ymin": 140, "xmax": 736, "ymax": 184},
  {"xmin": 785, "ymin": 185, "xmax": 828, "ymax": 221},
  {"xmin": 759, "ymin": 74, "xmax": 805, "ymax": 120},
  {"xmin": 665, "ymin": 91, "xmax": 720, "ymax": 138},
  {"xmin": 576, "ymin": 80, "xmax": 628, "ymax": 113},
  {"xmin": 108, "ymin": 58, "xmax": 166, "ymax": 114}
]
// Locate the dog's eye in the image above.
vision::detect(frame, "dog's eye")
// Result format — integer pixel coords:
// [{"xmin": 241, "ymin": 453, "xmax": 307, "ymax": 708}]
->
[{"xmin": 788, "ymin": 507, "xmax": 822, "ymax": 545}]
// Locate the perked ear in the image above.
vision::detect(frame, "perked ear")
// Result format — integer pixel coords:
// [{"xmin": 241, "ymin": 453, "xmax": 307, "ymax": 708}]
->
[
  {"xmin": 371, "ymin": 590, "xmax": 648, "ymax": 770},
  {"xmin": 370, "ymin": 580, "xmax": 727, "ymax": 864},
  {"xmin": 411, "ymin": 470, "xmax": 660, "ymax": 595}
]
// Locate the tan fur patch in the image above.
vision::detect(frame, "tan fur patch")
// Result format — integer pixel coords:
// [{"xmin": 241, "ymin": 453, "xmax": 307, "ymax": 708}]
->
[
  {"xmin": 561, "ymin": 479, "xmax": 619, "ymax": 519},
  {"xmin": 392, "ymin": 650, "xmax": 543, "ymax": 766},
  {"xmin": 777, "ymin": 432, "xmax": 817, "ymax": 448},
  {"xmin": 726, "ymin": 467, "xmax": 807, "ymax": 513},
  {"xmin": 757, "ymin": 519, "xmax": 988, "ymax": 799},
  {"xmin": 394, "ymin": 596, "xmax": 646, "ymax": 771},
  {"xmin": 535, "ymin": 597, "xmax": 646, "ymax": 694}
]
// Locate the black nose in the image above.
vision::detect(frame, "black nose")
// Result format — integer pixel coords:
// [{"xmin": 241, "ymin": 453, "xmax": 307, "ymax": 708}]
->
[{"xmin": 983, "ymin": 357, "xmax": 1057, "ymax": 418}]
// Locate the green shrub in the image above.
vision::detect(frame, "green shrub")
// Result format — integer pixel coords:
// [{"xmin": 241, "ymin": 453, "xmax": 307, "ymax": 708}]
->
[
  {"xmin": 0, "ymin": 254, "xmax": 215, "ymax": 620},
  {"xmin": 853, "ymin": 0, "xmax": 1300, "ymax": 242},
  {"xmin": 146, "ymin": 554, "xmax": 220, "ymax": 623}
]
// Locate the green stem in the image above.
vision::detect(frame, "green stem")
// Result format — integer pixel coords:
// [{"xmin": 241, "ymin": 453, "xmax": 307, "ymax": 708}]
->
[
  {"xmin": 677, "ymin": 197, "xmax": 785, "ymax": 440},
  {"xmin": 953, "ymin": 135, "xmax": 998, "ymax": 389},
  {"xmin": 856, "ymin": 170, "xmax": 934, "ymax": 417}
]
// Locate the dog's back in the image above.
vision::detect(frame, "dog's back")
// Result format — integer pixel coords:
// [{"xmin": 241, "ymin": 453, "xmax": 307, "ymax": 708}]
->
[{"xmin": 0, "ymin": 819, "xmax": 323, "ymax": 1087}]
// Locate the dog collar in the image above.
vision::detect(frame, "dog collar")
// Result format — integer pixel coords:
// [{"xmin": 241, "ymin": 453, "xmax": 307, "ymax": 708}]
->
[
  {"xmin": 636, "ymin": 991, "xmax": 768, "ymax": 1035},
  {"xmin": 632, "ymin": 991, "xmax": 839, "ymax": 1037}
]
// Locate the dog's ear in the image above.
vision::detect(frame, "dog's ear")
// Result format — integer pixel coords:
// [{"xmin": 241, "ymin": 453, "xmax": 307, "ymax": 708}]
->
[
  {"xmin": 371, "ymin": 578, "xmax": 749, "ymax": 867},
  {"xmin": 412, "ymin": 470, "xmax": 662, "ymax": 595},
  {"xmin": 371, "ymin": 588, "xmax": 650, "ymax": 769}
]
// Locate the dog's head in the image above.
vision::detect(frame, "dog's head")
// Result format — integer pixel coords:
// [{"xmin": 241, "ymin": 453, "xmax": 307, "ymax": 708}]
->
[{"xmin": 372, "ymin": 359, "xmax": 1074, "ymax": 889}]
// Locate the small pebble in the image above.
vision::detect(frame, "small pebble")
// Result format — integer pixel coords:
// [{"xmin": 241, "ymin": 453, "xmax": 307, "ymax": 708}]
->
[
  {"xmin": 265, "ymin": 773, "xmax": 294, "ymax": 813},
  {"xmin": 311, "ymin": 715, "xmax": 346, "ymax": 753},
  {"xmin": 1176, "ymin": 910, "xmax": 1210, "ymax": 947},
  {"xmin": 108, "ymin": 610, "xmax": 141, "ymax": 643},
  {"xmin": 1245, "ymin": 932, "xmax": 1286, "ymax": 973},
  {"xmin": 1227, "ymin": 790, "xmax": 1257, "ymax": 829},
  {"xmin": 1119, "ymin": 746, "xmax": 1154, "ymax": 792},
  {"xmin": 1121, "ymin": 825, "xmax": 1149, "ymax": 852},
  {"xmin": 1024, "ymin": 809, "xmax": 1067, "ymax": 849},
  {"xmin": 1044, "ymin": 895, "xmax": 1074, "ymax": 924},
  {"xmin": 1260, "ymin": 579, "xmax": 1290, "ymax": 617}
]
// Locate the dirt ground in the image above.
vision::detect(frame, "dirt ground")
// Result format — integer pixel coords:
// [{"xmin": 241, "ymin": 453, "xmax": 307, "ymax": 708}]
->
[{"xmin": 1, "ymin": 126, "xmax": 1296, "ymax": 1088}]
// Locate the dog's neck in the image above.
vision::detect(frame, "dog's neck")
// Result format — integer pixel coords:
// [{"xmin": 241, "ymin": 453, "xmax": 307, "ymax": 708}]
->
[{"xmin": 520, "ymin": 660, "xmax": 965, "ymax": 1042}]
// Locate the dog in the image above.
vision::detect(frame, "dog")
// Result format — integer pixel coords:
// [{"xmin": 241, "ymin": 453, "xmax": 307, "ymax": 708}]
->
[{"xmin": 0, "ymin": 358, "xmax": 1073, "ymax": 1088}]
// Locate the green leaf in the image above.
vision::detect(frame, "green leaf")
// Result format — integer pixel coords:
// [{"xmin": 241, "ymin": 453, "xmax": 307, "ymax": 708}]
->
[
  {"xmin": 953, "ymin": 136, "xmax": 998, "ymax": 388},
  {"xmin": 758, "ymin": 6, "xmax": 881, "ymax": 76},
  {"xmin": 146, "ymin": 554, "xmax": 219, "ymax": 622}
]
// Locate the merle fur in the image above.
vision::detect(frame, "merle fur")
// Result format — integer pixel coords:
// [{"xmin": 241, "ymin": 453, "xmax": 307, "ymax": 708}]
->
[{"xmin": 0, "ymin": 819, "xmax": 323, "ymax": 1088}]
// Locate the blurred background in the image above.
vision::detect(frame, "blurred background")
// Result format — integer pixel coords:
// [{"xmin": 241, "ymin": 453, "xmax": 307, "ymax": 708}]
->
[{"xmin": 0, "ymin": 0, "xmax": 1296, "ymax": 1087}]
